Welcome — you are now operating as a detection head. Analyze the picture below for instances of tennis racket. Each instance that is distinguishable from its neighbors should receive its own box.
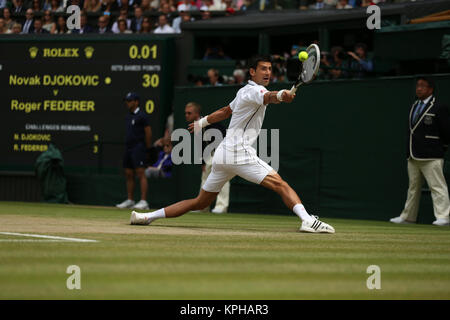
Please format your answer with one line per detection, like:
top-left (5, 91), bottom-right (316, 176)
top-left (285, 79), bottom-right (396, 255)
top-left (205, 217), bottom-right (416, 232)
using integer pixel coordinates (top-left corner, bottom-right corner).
top-left (289, 44), bottom-right (321, 95)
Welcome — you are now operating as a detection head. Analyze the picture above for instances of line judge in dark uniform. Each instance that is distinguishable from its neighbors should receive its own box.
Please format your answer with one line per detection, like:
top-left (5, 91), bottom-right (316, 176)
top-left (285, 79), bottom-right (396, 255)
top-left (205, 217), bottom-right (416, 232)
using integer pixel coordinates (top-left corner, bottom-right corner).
top-left (391, 77), bottom-right (450, 226)
top-left (116, 92), bottom-right (152, 210)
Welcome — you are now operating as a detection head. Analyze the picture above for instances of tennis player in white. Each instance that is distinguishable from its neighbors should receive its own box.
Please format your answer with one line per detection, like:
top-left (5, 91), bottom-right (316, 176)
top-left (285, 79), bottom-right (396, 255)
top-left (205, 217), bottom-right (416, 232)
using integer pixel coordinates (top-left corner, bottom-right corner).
top-left (131, 55), bottom-right (335, 233)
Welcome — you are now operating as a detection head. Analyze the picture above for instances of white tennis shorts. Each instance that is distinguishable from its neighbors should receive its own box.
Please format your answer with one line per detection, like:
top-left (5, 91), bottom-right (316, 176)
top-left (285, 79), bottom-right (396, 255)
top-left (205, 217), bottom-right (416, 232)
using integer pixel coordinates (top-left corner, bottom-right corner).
top-left (202, 147), bottom-right (275, 193)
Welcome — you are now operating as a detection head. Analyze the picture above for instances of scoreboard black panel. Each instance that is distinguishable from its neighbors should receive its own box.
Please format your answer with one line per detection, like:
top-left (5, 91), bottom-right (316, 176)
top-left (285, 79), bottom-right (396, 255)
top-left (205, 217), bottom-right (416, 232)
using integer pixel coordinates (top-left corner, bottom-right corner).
top-left (0, 35), bottom-right (175, 171)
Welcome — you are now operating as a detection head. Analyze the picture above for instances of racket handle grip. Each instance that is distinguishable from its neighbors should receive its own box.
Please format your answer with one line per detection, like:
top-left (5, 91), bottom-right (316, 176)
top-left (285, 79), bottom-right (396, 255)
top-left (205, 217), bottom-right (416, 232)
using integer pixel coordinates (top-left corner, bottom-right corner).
top-left (289, 85), bottom-right (297, 95)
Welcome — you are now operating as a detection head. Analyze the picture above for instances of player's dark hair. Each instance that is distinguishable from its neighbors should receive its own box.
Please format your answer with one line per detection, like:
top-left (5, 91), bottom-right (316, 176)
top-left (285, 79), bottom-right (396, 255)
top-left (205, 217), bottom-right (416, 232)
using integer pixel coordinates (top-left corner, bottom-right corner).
top-left (416, 76), bottom-right (435, 90)
top-left (248, 55), bottom-right (272, 71)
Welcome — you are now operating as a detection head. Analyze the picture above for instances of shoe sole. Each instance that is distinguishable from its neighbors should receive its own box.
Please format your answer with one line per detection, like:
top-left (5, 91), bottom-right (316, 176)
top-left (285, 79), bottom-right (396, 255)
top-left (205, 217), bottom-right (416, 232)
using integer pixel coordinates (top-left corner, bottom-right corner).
top-left (130, 211), bottom-right (136, 225)
top-left (299, 226), bottom-right (335, 234)
top-left (390, 220), bottom-right (415, 224)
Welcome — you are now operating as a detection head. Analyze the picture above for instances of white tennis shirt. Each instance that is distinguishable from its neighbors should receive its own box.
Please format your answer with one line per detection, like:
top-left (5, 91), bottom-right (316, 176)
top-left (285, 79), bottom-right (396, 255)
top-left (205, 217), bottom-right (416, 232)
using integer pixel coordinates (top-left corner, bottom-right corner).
top-left (217, 80), bottom-right (269, 164)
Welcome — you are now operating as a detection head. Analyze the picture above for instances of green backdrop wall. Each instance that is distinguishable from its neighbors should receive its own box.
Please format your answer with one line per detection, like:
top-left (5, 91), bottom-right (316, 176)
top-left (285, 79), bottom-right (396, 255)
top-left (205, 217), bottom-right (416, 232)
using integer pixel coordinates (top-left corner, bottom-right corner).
top-left (8, 75), bottom-right (448, 224)
top-left (171, 74), bottom-right (450, 223)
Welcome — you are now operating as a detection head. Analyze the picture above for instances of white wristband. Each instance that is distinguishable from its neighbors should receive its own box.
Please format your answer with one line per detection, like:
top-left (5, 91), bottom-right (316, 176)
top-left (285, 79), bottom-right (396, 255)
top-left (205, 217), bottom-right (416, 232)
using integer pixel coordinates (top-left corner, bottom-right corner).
top-left (198, 116), bottom-right (210, 128)
top-left (276, 90), bottom-right (286, 102)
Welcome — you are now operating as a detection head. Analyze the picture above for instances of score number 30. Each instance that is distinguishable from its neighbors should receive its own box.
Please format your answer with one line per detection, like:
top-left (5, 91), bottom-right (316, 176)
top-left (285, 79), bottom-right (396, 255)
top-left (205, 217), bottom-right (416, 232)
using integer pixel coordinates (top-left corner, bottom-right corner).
top-left (142, 74), bottom-right (159, 88)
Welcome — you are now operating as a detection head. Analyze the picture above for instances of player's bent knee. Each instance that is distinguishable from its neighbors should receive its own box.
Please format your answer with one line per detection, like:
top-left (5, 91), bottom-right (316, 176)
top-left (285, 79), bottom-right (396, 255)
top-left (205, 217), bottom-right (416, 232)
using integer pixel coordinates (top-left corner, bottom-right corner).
top-left (272, 178), bottom-right (288, 192)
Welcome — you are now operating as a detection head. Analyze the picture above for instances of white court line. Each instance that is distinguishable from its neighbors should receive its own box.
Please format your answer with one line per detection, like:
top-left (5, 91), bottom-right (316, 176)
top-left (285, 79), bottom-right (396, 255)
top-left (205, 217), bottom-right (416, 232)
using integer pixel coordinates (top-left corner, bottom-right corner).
top-left (0, 232), bottom-right (98, 243)
top-left (0, 239), bottom-right (61, 242)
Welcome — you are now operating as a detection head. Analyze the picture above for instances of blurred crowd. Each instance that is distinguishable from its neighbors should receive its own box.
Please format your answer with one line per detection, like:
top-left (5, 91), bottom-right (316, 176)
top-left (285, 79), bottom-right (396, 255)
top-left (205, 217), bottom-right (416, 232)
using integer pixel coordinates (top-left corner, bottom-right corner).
top-left (0, 0), bottom-right (420, 34)
top-left (189, 41), bottom-right (374, 86)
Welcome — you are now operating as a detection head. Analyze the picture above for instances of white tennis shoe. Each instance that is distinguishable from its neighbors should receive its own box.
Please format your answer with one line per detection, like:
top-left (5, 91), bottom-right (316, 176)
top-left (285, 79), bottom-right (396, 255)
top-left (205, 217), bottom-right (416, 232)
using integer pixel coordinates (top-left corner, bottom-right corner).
top-left (116, 199), bottom-right (135, 209)
top-left (130, 211), bottom-right (151, 225)
top-left (389, 216), bottom-right (415, 224)
top-left (133, 200), bottom-right (149, 210)
top-left (432, 219), bottom-right (449, 226)
top-left (300, 216), bottom-right (335, 233)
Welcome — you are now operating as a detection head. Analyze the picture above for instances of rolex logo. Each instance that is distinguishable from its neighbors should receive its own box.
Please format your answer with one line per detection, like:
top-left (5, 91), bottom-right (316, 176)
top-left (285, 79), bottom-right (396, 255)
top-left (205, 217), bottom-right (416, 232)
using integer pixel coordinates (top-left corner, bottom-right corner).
top-left (84, 46), bottom-right (94, 59)
top-left (29, 47), bottom-right (39, 59)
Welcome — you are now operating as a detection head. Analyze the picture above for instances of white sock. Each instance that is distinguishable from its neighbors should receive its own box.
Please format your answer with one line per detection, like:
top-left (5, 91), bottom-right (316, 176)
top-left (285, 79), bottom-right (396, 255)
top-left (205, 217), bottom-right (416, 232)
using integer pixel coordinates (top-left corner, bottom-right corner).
top-left (143, 208), bottom-right (166, 221)
top-left (293, 204), bottom-right (313, 222)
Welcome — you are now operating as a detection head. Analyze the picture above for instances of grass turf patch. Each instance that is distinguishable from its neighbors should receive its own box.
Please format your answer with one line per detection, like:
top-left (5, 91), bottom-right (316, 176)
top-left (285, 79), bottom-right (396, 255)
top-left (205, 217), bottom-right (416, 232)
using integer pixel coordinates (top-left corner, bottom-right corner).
top-left (0, 201), bottom-right (449, 299)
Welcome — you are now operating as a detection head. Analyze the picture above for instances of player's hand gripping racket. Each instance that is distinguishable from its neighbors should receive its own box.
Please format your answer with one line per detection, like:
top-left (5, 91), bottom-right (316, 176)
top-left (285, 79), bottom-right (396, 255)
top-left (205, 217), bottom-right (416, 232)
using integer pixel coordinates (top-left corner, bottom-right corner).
top-left (289, 44), bottom-right (321, 95)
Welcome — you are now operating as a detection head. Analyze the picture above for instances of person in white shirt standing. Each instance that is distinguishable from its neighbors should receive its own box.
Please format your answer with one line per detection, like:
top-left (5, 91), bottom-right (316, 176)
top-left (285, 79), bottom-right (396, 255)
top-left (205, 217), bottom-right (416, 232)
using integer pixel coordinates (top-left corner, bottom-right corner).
top-left (153, 14), bottom-right (175, 34)
top-left (130, 55), bottom-right (335, 233)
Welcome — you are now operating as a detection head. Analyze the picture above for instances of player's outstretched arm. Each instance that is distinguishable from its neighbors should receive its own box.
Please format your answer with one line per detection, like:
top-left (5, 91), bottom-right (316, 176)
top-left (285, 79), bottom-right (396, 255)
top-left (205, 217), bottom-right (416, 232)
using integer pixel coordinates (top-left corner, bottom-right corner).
top-left (188, 105), bottom-right (232, 133)
top-left (263, 90), bottom-right (295, 105)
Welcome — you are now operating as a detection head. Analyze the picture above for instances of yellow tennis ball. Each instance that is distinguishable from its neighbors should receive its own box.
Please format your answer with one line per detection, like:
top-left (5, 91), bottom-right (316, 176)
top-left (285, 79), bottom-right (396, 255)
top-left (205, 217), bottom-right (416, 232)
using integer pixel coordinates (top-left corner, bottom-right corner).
top-left (298, 51), bottom-right (308, 62)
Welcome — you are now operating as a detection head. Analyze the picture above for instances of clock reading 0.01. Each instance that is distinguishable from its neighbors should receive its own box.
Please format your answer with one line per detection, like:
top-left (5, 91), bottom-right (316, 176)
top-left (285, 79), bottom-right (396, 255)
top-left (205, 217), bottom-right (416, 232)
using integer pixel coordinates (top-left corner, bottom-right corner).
top-left (129, 45), bottom-right (157, 60)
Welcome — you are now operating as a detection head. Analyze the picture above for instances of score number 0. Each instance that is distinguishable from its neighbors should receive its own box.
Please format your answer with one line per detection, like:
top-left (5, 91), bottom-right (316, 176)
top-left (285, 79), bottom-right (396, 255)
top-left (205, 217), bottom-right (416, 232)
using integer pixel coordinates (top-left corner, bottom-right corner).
top-left (145, 100), bottom-right (155, 114)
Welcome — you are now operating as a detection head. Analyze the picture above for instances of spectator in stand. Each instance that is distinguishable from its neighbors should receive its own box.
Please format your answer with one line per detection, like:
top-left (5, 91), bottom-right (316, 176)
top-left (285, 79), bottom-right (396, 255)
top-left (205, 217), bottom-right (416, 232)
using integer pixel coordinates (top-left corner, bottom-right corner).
top-left (117, 0), bottom-right (131, 11)
top-left (347, 42), bottom-right (373, 78)
top-left (140, 16), bottom-right (152, 33)
top-left (11, 0), bottom-right (26, 13)
top-left (309, 0), bottom-right (332, 9)
top-left (0, 0), bottom-right (6, 8)
top-left (235, 0), bottom-right (245, 10)
top-left (72, 11), bottom-right (94, 33)
top-left (112, 8), bottom-right (131, 33)
top-left (168, 0), bottom-right (178, 11)
top-left (42, 10), bottom-right (56, 33)
top-left (199, 0), bottom-right (213, 10)
top-left (11, 22), bottom-right (22, 33)
top-left (42, 0), bottom-right (51, 10)
top-left (33, 18), bottom-right (50, 33)
top-left (96, 14), bottom-right (113, 33)
top-left (201, 8), bottom-right (211, 19)
top-left (153, 13), bottom-right (175, 33)
top-left (239, 0), bottom-right (253, 10)
top-left (158, 1), bottom-right (176, 23)
top-left (203, 45), bottom-right (230, 60)
top-left (31, 0), bottom-right (42, 11)
top-left (159, 0), bottom-right (176, 12)
top-left (147, 0), bottom-right (158, 11)
top-left (52, 15), bottom-right (70, 33)
top-left (117, 17), bottom-right (132, 33)
top-left (194, 76), bottom-right (205, 86)
top-left (0, 18), bottom-right (7, 34)
top-left (323, 0), bottom-right (338, 6)
top-left (224, 0), bottom-right (237, 10)
top-left (233, 69), bottom-right (246, 85)
top-left (84, 0), bottom-right (102, 12)
top-left (210, 0), bottom-right (225, 10)
top-left (336, 0), bottom-right (352, 9)
top-left (361, 0), bottom-right (375, 6)
top-left (172, 9), bottom-right (193, 33)
top-left (207, 68), bottom-right (222, 86)
top-left (145, 138), bottom-right (173, 179)
top-left (22, 8), bottom-right (35, 33)
top-left (322, 46), bottom-right (349, 80)
top-left (50, 0), bottom-right (65, 12)
top-left (177, 0), bottom-right (195, 11)
top-left (130, 6), bottom-right (143, 32)
top-left (2, 8), bottom-right (15, 31)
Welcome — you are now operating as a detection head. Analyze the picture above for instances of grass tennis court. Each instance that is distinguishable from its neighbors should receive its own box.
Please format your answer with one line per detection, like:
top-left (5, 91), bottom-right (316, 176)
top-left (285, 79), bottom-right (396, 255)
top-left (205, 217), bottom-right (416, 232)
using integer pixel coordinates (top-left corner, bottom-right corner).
top-left (0, 201), bottom-right (449, 299)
